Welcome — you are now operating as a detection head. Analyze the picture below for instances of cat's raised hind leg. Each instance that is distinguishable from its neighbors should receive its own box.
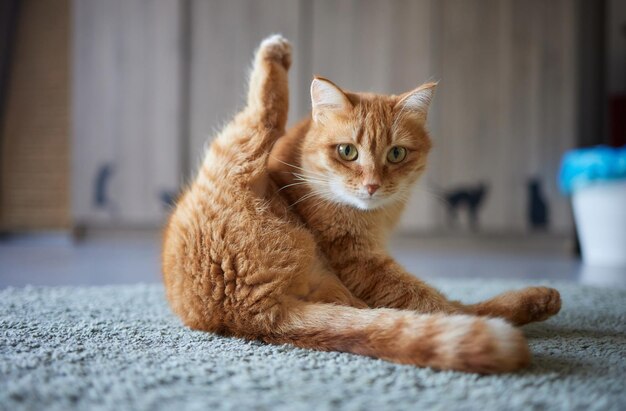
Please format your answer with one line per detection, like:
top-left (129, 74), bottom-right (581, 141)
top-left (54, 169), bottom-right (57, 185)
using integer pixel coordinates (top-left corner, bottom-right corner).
top-left (215, 34), bottom-right (292, 194)
top-left (246, 34), bottom-right (291, 132)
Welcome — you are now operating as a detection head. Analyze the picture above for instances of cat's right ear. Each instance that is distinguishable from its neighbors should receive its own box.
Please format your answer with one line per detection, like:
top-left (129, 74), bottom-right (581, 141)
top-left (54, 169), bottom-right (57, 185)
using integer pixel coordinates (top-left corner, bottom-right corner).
top-left (311, 77), bottom-right (352, 123)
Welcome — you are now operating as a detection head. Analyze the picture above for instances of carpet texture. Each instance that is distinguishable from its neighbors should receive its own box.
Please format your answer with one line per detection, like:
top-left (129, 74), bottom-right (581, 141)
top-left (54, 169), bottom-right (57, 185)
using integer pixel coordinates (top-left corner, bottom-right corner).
top-left (1, 280), bottom-right (625, 411)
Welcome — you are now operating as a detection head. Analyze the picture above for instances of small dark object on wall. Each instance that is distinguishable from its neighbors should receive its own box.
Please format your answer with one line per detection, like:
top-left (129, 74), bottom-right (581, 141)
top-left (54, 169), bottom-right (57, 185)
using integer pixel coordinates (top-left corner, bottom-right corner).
top-left (160, 190), bottom-right (178, 208)
top-left (94, 163), bottom-right (114, 208)
top-left (445, 183), bottom-right (488, 231)
top-left (528, 178), bottom-right (549, 230)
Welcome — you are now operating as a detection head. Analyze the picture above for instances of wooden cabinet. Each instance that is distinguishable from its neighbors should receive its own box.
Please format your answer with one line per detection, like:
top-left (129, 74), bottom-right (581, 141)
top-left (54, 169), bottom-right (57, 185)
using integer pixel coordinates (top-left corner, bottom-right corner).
top-left (72, 0), bottom-right (578, 233)
top-left (431, 0), bottom-right (577, 232)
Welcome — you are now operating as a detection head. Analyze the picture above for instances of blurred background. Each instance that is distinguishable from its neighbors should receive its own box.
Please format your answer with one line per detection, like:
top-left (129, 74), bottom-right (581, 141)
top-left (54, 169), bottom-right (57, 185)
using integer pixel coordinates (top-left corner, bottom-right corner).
top-left (1, 0), bottom-right (625, 288)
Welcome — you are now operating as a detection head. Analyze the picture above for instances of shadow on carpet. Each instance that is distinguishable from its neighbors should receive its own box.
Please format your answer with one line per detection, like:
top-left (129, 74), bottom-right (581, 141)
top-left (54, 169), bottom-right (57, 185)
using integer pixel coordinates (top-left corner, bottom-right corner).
top-left (1, 280), bottom-right (625, 411)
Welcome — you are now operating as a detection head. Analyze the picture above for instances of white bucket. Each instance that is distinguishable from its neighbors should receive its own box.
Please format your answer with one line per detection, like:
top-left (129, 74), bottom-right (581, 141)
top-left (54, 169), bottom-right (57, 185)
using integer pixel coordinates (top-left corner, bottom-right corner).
top-left (572, 180), bottom-right (626, 266)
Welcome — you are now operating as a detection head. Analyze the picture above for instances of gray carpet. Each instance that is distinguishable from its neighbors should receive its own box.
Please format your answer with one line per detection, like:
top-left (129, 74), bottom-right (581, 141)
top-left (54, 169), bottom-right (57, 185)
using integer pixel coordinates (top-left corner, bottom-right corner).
top-left (1, 280), bottom-right (625, 411)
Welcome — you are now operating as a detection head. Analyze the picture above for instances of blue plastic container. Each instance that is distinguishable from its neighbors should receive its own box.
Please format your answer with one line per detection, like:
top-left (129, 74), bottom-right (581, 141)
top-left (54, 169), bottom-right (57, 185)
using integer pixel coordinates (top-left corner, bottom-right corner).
top-left (559, 146), bottom-right (626, 266)
top-left (559, 146), bottom-right (626, 194)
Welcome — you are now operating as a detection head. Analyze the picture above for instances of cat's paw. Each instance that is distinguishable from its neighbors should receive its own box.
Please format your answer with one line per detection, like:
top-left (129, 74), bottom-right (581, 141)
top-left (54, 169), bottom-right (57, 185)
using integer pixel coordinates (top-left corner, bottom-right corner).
top-left (516, 286), bottom-right (561, 324)
top-left (487, 286), bottom-right (561, 326)
top-left (441, 316), bottom-right (531, 374)
top-left (258, 34), bottom-right (292, 70)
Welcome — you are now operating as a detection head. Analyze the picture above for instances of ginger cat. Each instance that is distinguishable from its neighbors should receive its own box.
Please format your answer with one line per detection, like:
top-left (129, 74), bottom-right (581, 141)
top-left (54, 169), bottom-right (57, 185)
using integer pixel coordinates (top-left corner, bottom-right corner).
top-left (162, 35), bottom-right (561, 374)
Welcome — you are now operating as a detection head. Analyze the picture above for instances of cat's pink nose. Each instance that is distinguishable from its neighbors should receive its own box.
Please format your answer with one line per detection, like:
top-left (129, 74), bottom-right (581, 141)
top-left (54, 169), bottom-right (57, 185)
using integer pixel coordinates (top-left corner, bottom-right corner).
top-left (365, 184), bottom-right (380, 195)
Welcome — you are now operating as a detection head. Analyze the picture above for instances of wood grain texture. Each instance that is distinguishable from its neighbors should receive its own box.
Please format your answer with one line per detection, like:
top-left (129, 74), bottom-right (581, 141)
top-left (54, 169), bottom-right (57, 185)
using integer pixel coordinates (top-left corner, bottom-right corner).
top-left (431, 0), bottom-right (577, 232)
top-left (0, 0), bottom-right (70, 230)
top-left (72, 0), bottom-right (183, 226)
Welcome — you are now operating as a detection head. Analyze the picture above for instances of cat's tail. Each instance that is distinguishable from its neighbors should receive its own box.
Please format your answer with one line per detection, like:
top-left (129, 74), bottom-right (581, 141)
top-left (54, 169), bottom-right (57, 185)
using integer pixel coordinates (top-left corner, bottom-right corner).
top-left (269, 302), bottom-right (530, 374)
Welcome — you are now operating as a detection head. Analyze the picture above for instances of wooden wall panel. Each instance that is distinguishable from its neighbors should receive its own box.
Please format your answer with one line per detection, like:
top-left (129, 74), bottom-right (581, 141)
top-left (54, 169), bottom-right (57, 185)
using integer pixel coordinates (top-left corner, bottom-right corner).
top-left (537, 0), bottom-right (577, 232)
top-left (433, 0), bottom-right (506, 230)
top-left (432, 0), bottom-right (577, 232)
top-left (73, 0), bottom-right (183, 226)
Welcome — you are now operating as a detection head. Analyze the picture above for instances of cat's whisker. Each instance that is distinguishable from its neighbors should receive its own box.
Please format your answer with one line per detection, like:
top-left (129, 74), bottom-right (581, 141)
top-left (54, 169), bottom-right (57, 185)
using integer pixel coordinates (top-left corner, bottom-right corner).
top-left (292, 175), bottom-right (322, 183)
top-left (289, 191), bottom-right (319, 209)
top-left (306, 194), bottom-right (337, 216)
top-left (270, 156), bottom-right (328, 179)
top-left (304, 187), bottom-right (333, 210)
top-left (291, 172), bottom-right (329, 184)
top-left (277, 181), bottom-right (311, 192)
top-left (293, 178), bottom-right (327, 187)
top-left (291, 176), bottom-right (331, 190)
top-left (289, 196), bottom-right (315, 209)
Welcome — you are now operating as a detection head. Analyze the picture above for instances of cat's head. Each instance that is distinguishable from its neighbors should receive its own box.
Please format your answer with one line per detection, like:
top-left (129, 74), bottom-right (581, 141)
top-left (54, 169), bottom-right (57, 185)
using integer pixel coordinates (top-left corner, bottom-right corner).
top-left (300, 77), bottom-right (435, 211)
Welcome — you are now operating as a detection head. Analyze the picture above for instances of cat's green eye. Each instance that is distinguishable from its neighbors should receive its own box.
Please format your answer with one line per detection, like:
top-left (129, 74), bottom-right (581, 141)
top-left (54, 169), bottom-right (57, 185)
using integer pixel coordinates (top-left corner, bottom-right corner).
top-left (337, 143), bottom-right (358, 161)
top-left (387, 146), bottom-right (407, 163)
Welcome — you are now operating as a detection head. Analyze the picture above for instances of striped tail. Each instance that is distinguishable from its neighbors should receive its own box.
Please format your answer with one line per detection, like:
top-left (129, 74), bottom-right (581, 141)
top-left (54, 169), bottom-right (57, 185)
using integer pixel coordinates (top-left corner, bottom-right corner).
top-left (269, 302), bottom-right (530, 374)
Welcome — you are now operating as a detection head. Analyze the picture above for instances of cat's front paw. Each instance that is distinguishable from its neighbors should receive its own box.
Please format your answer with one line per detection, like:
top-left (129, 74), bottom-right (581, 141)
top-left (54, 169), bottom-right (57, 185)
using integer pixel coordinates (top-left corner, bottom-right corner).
top-left (520, 286), bottom-right (561, 323)
top-left (503, 286), bottom-right (561, 326)
top-left (258, 34), bottom-right (292, 70)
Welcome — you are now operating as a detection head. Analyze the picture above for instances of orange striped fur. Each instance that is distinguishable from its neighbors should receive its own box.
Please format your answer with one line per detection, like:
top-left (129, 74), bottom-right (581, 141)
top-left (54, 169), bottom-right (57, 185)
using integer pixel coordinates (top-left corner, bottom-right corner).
top-left (162, 35), bottom-right (560, 374)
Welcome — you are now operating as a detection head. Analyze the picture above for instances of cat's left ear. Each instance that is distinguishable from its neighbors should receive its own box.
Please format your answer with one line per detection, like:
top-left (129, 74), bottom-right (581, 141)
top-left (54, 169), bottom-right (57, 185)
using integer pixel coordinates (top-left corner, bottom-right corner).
top-left (394, 82), bottom-right (437, 122)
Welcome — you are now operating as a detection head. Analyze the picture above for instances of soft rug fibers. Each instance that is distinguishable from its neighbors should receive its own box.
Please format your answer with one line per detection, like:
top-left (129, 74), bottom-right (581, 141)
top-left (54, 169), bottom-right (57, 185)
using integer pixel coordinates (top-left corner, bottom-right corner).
top-left (1, 280), bottom-right (625, 411)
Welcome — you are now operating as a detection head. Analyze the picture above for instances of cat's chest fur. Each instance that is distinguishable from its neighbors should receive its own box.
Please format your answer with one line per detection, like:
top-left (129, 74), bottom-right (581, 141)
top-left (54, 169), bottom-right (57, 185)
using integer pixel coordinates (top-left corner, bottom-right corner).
top-left (269, 168), bottom-right (394, 256)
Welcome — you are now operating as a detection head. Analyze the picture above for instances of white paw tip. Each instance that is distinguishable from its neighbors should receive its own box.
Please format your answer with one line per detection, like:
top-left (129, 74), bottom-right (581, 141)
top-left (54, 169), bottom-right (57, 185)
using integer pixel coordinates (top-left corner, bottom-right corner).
top-left (262, 34), bottom-right (289, 45)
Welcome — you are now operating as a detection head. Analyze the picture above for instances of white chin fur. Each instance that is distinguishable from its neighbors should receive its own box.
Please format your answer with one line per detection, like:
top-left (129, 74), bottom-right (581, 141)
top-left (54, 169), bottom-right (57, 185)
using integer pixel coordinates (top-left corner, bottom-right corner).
top-left (328, 181), bottom-right (390, 210)
top-left (350, 197), bottom-right (388, 210)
